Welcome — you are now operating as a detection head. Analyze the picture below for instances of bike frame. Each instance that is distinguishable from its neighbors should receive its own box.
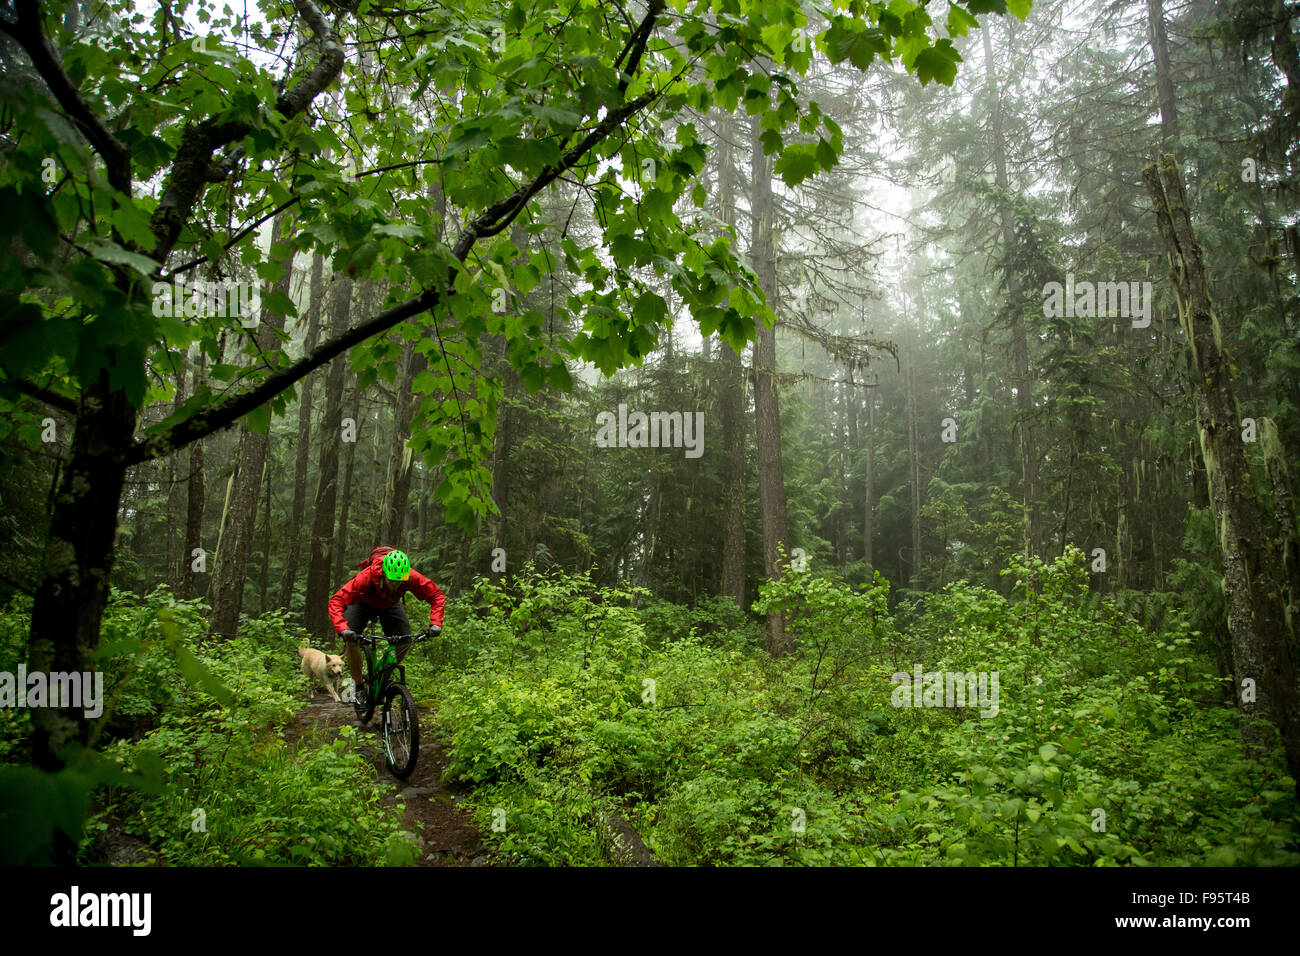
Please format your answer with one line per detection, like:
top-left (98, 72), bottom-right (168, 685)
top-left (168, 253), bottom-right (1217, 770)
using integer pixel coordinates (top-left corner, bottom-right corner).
top-left (356, 633), bottom-right (414, 701)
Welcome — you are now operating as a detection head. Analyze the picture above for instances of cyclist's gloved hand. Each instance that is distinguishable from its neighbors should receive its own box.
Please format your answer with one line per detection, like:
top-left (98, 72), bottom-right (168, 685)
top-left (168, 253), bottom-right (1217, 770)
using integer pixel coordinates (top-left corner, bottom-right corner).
top-left (427, 625), bottom-right (442, 638)
top-left (341, 629), bottom-right (357, 643)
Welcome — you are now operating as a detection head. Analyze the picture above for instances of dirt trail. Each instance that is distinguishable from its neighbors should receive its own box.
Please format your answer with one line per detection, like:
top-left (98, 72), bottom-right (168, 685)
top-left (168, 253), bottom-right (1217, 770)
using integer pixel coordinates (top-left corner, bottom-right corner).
top-left (284, 694), bottom-right (487, 866)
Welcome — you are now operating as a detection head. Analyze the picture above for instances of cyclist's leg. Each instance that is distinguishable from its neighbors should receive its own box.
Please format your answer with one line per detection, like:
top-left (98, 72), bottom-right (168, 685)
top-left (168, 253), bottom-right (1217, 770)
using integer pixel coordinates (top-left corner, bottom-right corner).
top-left (378, 602), bottom-right (415, 663)
top-left (342, 604), bottom-right (376, 685)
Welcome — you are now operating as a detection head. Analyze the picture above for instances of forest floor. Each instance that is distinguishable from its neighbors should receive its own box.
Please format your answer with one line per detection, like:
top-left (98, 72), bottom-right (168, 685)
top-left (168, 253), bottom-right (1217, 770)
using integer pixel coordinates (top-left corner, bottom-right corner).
top-left (284, 693), bottom-right (487, 866)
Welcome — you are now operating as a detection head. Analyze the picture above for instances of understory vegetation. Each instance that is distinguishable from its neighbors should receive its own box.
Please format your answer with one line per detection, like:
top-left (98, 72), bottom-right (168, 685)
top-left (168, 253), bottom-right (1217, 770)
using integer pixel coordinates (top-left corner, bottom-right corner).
top-left (4, 550), bottom-right (1292, 866)
top-left (0, 591), bottom-right (417, 866)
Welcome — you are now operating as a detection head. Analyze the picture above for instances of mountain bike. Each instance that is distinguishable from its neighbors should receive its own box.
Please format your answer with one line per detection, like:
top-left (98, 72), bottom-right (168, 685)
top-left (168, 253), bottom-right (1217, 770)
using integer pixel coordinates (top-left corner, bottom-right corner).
top-left (344, 630), bottom-right (428, 779)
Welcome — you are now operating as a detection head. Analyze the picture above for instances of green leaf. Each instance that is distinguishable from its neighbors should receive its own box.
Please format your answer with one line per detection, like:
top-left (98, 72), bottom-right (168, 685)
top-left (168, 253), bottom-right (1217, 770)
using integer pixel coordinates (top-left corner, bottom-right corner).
top-left (292, 131), bottom-right (322, 154)
top-left (913, 40), bottom-right (961, 86)
top-left (243, 402), bottom-right (271, 436)
top-left (946, 5), bottom-right (981, 36)
top-left (349, 241), bottom-right (381, 271)
top-left (208, 363), bottom-right (239, 382)
top-left (546, 361), bottom-right (572, 391)
top-left (505, 2), bottom-right (527, 32)
top-left (528, 103), bottom-right (583, 131)
top-left (633, 292), bottom-right (668, 327)
top-left (823, 22), bottom-right (889, 71)
top-left (408, 251), bottom-right (441, 286)
top-left (374, 223), bottom-right (424, 240)
top-left (262, 289), bottom-right (298, 320)
top-left (816, 137), bottom-right (837, 170)
top-left (256, 259), bottom-right (286, 284)
top-left (109, 201), bottom-right (158, 252)
top-left (86, 240), bottom-right (160, 279)
top-left (774, 143), bottom-right (819, 187)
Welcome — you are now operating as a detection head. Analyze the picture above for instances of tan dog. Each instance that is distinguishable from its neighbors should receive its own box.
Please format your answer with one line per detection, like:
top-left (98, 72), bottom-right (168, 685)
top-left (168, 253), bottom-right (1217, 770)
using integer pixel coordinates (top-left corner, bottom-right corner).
top-left (298, 646), bottom-right (345, 702)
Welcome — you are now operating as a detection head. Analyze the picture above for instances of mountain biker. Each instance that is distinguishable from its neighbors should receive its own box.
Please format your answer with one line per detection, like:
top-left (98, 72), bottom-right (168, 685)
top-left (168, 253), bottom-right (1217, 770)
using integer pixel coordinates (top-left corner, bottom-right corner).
top-left (328, 546), bottom-right (445, 713)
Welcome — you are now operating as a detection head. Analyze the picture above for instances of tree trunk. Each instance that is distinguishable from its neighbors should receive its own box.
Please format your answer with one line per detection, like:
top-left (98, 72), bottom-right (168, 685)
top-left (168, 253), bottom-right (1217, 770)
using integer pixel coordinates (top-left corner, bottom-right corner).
top-left (417, 475), bottom-right (429, 546)
top-left (864, 385), bottom-right (875, 573)
top-left (165, 450), bottom-right (179, 588)
top-left (983, 25), bottom-right (1037, 559)
top-left (1144, 155), bottom-right (1300, 796)
top-left (488, 338), bottom-right (513, 567)
top-left (279, 251), bottom-right (325, 612)
top-left (28, 373), bottom-right (137, 782)
top-left (906, 328), bottom-right (922, 585)
top-left (181, 353), bottom-right (207, 600)
top-left (384, 179), bottom-right (445, 545)
top-left (335, 382), bottom-right (363, 584)
top-left (640, 468), bottom-right (662, 588)
top-left (453, 530), bottom-right (471, 594)
top-left (385, 342), bottom-right (427, 543)
top-left (719, 339), bottom-right (748, 608)
top-left (304, 278), bottom-right (353, 638)
top-left (258, 455), bottom-right (273, 614)
top-left (207, 213), bottom-right (293, 638)
top-left (130, 465), bottom-right (148, 578)
top-left (716, 111), bottom-right (747, 609)
top-left (1116, 456), bottom-right (1130, 591)
top-left (749, 113), bottom-right (791, 656)
top-left (1146, 0), bottom-right (1179, 142)
top-left (1260, 418), bottom-right (1300, 644)
top-left (165, 352), bottom-right (188, 591)
top-left (837, 374), bottom-right (848, 566)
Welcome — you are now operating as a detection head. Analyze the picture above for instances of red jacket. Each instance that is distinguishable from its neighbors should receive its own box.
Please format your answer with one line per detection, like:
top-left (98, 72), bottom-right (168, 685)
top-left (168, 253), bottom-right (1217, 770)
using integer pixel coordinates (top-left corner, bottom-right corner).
top-left (328, 549), bottom-right (445, 633)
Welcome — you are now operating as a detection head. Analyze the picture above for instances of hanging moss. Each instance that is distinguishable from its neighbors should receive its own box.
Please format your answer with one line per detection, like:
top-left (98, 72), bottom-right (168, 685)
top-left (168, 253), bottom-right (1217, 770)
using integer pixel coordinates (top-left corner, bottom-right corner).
top-left (1210, 309), bottom-right (1226, 353)
top-left (1260, 417), bottom-right (1286, 473)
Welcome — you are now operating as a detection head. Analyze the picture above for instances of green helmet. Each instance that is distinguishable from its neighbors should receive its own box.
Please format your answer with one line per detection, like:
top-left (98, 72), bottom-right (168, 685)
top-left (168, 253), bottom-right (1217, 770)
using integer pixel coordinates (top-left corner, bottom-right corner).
top-left (381, 549), bottom-right (411, 581)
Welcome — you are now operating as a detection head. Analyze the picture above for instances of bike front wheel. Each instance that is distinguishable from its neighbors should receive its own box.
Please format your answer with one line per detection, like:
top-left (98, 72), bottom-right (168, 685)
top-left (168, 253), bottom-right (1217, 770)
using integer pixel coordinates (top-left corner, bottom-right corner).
top-left (381, 683), bottom-right (420, 779)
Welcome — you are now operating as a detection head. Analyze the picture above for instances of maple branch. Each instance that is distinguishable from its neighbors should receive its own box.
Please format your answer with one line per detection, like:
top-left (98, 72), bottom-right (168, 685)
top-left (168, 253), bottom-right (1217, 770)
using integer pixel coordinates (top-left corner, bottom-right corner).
top-left (126, 7), bottom-right (666, 465)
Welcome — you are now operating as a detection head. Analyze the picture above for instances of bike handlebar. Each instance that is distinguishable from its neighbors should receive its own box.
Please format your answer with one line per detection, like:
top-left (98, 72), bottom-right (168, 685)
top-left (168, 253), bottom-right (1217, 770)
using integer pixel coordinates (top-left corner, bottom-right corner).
top-left (349, 631), bottom-right (430, 645)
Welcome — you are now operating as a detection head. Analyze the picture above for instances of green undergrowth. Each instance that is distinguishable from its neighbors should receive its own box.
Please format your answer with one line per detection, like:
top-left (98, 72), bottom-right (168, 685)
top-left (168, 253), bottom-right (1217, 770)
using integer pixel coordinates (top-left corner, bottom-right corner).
top-left (0, 587), bottom-right (416, 866)
top-left (3, 547), bottom-right (1295, 866)
top-left (413, 551), bottom-right (1297, 865)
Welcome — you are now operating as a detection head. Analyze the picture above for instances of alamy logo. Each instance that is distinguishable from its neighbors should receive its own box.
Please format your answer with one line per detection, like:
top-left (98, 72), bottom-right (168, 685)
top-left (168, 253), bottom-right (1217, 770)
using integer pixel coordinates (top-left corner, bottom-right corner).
top-left (595, 404), bottom-right (704, 458)
top-left (891, 665), bottom-right (999, 717)
top-left (1042, 273), bottom-right (1151, 328)
top-left (0, 666), bottom-right (103, 718)
top-left (50, 886), bottom-right (151, 936)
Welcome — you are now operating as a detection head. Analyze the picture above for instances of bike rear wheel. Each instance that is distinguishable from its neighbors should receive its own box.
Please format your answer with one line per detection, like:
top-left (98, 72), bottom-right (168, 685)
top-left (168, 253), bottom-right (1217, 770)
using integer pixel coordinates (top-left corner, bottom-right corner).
top-left (352, 662), bottom-right (375, 724)
top-left (382, 683), bottom-right (420, 779)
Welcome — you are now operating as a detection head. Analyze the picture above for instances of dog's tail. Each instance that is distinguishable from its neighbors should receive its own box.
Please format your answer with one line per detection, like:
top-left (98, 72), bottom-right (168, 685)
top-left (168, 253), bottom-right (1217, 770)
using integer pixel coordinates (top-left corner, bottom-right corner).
top-left (298, 637), bottom-right (311, 649)
top-left (297, 645), bottom-right (309, 657)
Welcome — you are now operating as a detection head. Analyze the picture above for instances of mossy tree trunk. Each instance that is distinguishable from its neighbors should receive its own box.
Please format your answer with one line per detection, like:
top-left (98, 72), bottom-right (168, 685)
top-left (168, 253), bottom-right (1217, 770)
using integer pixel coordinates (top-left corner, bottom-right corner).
top-left (1144, 155), bottom-right (1300, 795)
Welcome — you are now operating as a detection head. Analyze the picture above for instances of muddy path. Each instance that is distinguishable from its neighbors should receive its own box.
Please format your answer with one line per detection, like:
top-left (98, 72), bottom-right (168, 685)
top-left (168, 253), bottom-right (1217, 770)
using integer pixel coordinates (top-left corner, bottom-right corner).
top-left (284, 694), bottom-right (487, 866)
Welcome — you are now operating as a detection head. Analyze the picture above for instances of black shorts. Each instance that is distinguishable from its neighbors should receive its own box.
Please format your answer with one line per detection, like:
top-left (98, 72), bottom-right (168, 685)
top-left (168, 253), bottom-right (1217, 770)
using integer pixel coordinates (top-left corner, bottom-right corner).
top-left (343, 602), bottom-right (413, 640)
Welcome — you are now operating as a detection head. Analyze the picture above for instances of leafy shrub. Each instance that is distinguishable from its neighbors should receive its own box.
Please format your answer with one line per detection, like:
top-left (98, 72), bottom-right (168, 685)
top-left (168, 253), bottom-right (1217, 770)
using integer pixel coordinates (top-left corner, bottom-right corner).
top-left (427, 555), bottom-right (1297, 867)
top-left (1, 588), bottom-right (415, 866)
